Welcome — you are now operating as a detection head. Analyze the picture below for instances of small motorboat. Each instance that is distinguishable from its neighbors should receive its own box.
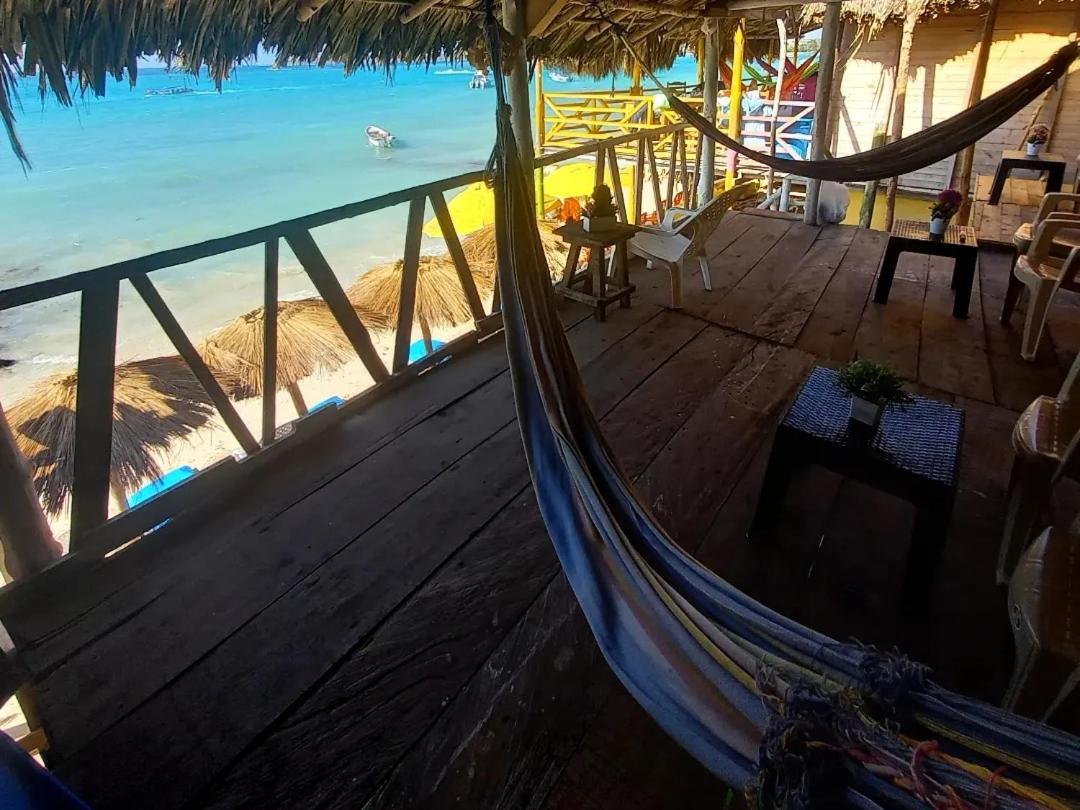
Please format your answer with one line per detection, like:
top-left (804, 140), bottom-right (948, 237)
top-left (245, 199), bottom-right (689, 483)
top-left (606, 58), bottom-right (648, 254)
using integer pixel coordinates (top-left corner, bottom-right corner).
top-left (366, 125), bottom-right (396, 148)
top-left (145, 86), bottom-right (194, 96)
top-left (548, 71), bottom-right (573, 83)
top-left (468, 70), bottom-right (490, 89)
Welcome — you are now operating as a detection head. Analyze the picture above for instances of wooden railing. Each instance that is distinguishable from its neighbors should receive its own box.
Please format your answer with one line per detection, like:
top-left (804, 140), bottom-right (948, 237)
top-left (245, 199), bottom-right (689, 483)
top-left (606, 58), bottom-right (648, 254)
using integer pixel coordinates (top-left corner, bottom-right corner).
top-left (0, 124), bottom-right (694, 568)
top-left (540, 90), bottom-right (816, 171)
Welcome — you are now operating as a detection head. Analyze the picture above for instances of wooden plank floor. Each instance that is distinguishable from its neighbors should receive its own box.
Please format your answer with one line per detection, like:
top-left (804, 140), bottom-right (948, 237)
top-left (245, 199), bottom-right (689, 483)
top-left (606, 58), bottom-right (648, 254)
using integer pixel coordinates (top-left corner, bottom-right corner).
top-left (6, 210), bottom-right (1080, 809)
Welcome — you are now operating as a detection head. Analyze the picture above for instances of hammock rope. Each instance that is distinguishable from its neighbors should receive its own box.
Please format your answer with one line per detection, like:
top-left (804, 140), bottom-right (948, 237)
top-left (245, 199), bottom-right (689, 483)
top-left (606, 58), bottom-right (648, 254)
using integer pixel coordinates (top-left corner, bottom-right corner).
top-left (483, 2), bottom-right (1080, 806)
top-left (597, 5), bottom-right (1079, 183)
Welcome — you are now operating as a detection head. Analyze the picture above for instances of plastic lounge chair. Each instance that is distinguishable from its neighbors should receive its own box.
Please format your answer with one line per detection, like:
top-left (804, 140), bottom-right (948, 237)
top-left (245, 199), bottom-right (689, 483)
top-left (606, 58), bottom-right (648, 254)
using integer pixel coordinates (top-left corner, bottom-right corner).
top-left (1001, 215), bottom-right (1080, 361)
top-left (628, 181), bottom-right (756, 308)
top-left (999, 354), bottom-right (1080, 581)
top-left (1009, 192), bottom-right (1080, 259)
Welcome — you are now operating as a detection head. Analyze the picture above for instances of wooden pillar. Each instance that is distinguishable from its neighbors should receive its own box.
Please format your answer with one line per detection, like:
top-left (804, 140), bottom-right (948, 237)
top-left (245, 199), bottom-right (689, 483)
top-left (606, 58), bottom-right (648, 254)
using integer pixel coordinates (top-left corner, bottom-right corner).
top-left (858, 131), bottom-right (888, 227)
top-left (725, 20), bottom-right (745, 190)
top-left (535, 60), bottom-right (546, 215)
top-left (804, 1), bottom-right (841, 225)
top-left (696, 35), bottom-right (705, 87)
top-left (883, 3), bottom-right (920, 232)
top-left (504, 0), bottom-right (534, 177)
top-left (953, 0), bottom-right (1000, 224)
top-left (766, 18), bottom-right (787, 200)
top-left (0, 403), bottom-right (60, 580)
top-left (698, 21), bottom-right (719, 205)
top-left (631, 61), bottom-right (642, 96)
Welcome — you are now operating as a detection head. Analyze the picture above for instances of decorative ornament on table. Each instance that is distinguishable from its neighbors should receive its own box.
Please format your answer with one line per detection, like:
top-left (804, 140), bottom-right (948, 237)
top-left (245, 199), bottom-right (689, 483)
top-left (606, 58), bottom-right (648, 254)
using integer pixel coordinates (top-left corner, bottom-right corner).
top-left (582, 184), bottom-right (618, 232)
top-left (928, 188), bottom-right (963, 239)
top-left (1026, 123), bottom-right (1050, 157)
top-left (836, 359), bottom-right (914, 435)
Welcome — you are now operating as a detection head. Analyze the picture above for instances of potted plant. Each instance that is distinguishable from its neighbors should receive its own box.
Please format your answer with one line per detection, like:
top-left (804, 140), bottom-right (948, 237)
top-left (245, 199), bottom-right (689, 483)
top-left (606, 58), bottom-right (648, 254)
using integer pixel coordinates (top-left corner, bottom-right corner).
top-left (1026, 124), bottom-right (1050, 157)
top-left (836, 359), bottom-right (914, 431)
top-left (582, 184), bottom-right (618, 232)
top-left (928, 188), bottom-right (963, 238)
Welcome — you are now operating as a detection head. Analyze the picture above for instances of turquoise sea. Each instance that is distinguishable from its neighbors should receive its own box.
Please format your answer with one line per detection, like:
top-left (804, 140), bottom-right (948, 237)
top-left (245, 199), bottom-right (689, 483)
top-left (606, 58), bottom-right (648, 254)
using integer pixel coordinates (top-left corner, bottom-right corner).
top-left (0, 57), bottom-right (698, 397)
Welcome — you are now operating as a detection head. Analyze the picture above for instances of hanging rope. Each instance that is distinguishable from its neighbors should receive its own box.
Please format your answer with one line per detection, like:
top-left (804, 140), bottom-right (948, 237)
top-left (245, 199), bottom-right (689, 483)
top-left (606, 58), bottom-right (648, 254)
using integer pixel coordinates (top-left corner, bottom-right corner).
top-left (597, 4), bottom-right (1079, 183)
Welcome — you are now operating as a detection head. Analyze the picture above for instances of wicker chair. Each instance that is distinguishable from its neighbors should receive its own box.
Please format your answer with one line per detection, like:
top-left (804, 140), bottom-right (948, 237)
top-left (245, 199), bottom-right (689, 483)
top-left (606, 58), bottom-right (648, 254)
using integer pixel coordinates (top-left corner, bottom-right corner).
top-left (1002, 194), bottom-right (1080, 360)
top-left (999, 354), bottom-right (1080, 582)
top-left (628, 181), bottom-right (756, 308)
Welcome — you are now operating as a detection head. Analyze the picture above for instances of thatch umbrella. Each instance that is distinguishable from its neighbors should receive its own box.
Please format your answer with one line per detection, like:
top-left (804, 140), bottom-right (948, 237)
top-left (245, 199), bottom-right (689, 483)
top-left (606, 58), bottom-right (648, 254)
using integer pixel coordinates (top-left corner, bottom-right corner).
top-left (199, 298), bottom-right (388, 417)
top-left (460, 220), bottom-right (569, 286)
top-left (6, 356), bottom-right (215, 514)
top-left (347, 255), bottom-right (474, 354)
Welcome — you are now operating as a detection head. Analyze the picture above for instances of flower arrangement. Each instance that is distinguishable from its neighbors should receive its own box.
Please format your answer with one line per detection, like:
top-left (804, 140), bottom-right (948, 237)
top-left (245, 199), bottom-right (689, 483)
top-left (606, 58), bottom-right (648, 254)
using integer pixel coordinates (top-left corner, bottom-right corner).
top-left (582, 184), bottom-right (618, 231)
top-left (929, 188), bottom-right (963, 222)
top-left (1027, 124), bottom-right (1051, 146)
top-left (837, 359), bottom-right (913, 430)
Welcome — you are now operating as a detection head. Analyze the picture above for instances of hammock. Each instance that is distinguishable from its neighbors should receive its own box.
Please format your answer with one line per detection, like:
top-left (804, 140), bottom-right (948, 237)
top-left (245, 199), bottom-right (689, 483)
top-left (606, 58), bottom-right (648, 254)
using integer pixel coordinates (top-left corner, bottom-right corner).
top-left (611, 24), bottom-right (1079, 183)
top-left (483, 5), bottom-right (1080, 806)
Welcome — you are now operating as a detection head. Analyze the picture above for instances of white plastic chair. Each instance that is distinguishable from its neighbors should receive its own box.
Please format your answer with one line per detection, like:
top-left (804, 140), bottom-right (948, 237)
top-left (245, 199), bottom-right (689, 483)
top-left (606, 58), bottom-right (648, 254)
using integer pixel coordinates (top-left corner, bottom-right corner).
top-left (628, 181), bottom-right (756, 308)
top-left (1002, 216), bottom-right (1080, 361)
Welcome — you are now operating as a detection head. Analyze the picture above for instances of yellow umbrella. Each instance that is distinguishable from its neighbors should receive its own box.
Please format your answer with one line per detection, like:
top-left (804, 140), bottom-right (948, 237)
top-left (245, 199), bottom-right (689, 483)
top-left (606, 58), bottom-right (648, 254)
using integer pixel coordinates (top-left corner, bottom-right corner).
top-left (423, 182), bottom-right (559, 238)
top-left (544, 162), bottom-right (636, 212)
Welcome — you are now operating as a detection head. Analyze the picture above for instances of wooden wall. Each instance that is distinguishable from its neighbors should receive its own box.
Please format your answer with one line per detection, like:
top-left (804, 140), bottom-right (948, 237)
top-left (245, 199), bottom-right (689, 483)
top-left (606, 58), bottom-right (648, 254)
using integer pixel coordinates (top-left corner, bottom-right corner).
top-left (833, 0), bottom-right (1080, 194)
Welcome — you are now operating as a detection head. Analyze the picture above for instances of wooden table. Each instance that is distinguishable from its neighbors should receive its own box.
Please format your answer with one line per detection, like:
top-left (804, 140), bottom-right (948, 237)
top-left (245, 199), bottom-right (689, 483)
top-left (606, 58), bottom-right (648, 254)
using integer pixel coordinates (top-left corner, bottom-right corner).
top-left (553, 221), bottom-right (637, 321)
top-left (874, 219), bottom-right (979, 318)
top-left (988, 150), bottom-right (1067, 205)
top-left (748, 366), bottom-right (964, 608)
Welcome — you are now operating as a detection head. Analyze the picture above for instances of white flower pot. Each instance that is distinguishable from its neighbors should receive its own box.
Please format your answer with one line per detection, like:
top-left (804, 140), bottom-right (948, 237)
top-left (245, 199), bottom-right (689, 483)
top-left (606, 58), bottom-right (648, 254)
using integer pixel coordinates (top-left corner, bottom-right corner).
top-left (582, 215), bottom-right (617, 232)
top-left (929, 216), bottom-right (948, 236)
top-left (849, 396), bottom-right (882, 429)
top-left (1026, 142), bottom-right (1042, 157)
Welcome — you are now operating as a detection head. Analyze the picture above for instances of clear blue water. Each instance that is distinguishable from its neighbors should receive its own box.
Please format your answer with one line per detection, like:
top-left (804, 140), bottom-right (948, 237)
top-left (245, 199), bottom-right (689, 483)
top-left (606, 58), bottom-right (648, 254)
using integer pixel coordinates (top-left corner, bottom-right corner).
top-left (0, 57), bottom-right (698, 395)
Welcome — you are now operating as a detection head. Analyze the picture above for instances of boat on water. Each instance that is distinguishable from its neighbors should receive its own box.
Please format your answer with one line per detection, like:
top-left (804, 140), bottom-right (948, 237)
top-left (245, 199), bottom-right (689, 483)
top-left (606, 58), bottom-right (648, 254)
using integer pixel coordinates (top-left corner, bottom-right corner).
top-left (366, 125), bottom-right (396, 148)
top-left (548, 71), bottom-right (573, 83)
top-left (469, 70), bottom-right (490, 89)
top-left (145, 86), bottom-right (194, 96)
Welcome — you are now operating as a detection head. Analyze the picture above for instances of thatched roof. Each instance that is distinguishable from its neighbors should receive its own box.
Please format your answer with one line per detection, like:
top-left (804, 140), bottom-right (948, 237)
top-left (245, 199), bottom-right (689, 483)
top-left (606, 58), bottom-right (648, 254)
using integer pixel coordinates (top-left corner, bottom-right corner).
top-left (801, 0), bottom-right (982, 35)
top-left (347, 254), bottom-right (480, 330)
top-left (199, 297), bottom-right (382, 400)
top-left (6, 355), bottom-right (214, 514)
top-left (1, 0), bottom-right (788, 164)
top-left (460, 219), bottom-right (568, 283)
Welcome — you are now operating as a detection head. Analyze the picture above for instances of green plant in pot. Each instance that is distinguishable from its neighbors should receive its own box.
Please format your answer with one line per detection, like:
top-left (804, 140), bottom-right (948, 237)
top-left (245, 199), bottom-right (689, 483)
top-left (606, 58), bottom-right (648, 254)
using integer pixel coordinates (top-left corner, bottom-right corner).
top-left (583, 184), bottom-right (618, 232)
top-left (836, 359), bottom-right (914, 431)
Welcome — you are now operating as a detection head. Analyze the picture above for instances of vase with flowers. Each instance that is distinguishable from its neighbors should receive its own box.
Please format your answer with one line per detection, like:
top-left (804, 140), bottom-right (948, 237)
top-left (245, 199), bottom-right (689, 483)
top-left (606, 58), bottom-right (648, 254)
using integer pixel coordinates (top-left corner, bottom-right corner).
top-left (582, 184), bottom-right (618, 232)
top-left (1026, 124), bottom-right (1050, 157)
top-left (928, 188), bottom-right (963, 239)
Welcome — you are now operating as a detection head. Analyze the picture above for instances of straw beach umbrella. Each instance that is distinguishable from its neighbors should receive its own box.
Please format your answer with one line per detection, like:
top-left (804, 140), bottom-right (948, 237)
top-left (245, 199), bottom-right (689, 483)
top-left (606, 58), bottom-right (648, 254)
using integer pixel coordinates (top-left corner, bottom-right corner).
top-left (347, 256), bottom-right (476, 354)
top-left (460, 220), bottom-right (569, 285)
top-left (6, 356), bottom-right (215, 514)
top-left (199, 298), bottom-right (388, 417)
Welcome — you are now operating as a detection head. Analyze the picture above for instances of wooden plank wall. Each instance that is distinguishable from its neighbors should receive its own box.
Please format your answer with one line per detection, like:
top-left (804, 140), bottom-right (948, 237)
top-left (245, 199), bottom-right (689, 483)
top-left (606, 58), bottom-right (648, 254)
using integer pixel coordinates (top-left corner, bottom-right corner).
top-left (834, 0), bottom-right (1080, 193)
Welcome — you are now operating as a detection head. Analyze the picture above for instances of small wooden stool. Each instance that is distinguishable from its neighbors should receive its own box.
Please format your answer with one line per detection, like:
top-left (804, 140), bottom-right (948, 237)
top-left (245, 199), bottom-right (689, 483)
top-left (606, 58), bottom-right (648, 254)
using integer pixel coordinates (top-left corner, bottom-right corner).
top-left (553, 221), bottom-right (637, 321)
top-left (1005, 526), bottom-right (1080, 726)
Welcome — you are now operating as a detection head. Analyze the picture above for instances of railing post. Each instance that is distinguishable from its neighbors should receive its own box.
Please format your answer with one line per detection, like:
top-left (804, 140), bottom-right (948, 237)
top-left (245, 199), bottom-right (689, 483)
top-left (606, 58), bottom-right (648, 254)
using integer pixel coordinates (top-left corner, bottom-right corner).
top-left (634, 137), bottom-right (645, 225)
top-left (392, 197), bottom-right (426, 373)
top-left (645, 135), bottom-right (663, 221)
top-left (0, 402), bottom-right (60, 578)
top-left (608, 146), bottom-right (628, 224)
top-left (262, 239), bottom-right (279, 446)
top-left (430, 192), bottom-right (486, 322)
top-left (70, 280), bottom-right (120, 546)
top-left (593, 145), bottom-right (606, 190)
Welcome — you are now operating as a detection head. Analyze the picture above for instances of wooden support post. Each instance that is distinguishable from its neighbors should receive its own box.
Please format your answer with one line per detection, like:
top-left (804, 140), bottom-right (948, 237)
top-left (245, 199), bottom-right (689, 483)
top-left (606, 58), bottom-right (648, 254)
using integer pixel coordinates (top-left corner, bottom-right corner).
top-left (697, 35), bottom-right (705, 87)
top-left (0, 402), bottom-right (60, 579)
top-left (131, 274), bottom-right (261, 456)
top-left (594, 145), bottom-right (606, 190)
top-left (766, 18), bottom-right (788, 200)
top-left (698, 20), bottom-right (719, 205)
top-left (261, 239), bottom-right (278, 446)
top-left (634, 137), bottom-right (645, 224)
top-left (608, 146), bottom-right (629, 224)
top-left (804, 1), bottom-right (841, 225)
top-left (393, 197), bottom-right (427, 373)
top-left (666, 130), bottom-right (680, 208)
top-left (645, 136), bottom-right (664, 221)
top-left (858, 131), bottom-right (888, 228)
top-left (631, 61), bottom-right (643, 96)
top-left (953, 0), bottom-right (999, 224)
top-left (535, 61), bottom-right (546, 216)
top-left (725, 20), bottom-right (746, 190)
top-left (430, 191), bottom-right (486, 321)
top-left (884, 2), bottom-right (920, 232)
top-left (70, 281), bottom-right (119, 545)
top-left (504, 0), bottom-right (534, 180)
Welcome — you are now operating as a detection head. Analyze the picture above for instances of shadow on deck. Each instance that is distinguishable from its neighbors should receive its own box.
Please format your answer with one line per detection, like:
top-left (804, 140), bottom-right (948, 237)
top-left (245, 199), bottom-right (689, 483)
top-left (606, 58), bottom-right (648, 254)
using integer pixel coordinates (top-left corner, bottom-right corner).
top-left (5, 209), bottom-right (1080, 808)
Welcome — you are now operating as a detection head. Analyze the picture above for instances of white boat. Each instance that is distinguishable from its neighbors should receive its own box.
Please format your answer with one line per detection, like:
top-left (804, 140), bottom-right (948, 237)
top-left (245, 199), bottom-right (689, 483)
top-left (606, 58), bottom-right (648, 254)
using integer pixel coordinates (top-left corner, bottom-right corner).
top-left (549, 71), bottom-right (573, 83)
top-left (366, 125), bottom-right (396, 148)
top-left (469, 70), bottom-right (490, 89)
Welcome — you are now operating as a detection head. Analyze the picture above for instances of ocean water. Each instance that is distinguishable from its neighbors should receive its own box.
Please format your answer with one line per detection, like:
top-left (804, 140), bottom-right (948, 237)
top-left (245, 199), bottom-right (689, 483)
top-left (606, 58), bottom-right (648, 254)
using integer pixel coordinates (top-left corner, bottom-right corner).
top-left (0, 57), bottom-right (698, 397)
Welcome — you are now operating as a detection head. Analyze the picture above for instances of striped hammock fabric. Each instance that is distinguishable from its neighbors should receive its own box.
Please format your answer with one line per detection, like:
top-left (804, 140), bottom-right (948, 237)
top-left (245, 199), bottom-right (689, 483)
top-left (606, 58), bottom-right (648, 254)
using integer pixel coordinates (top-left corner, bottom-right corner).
top-left (483, 8), bottom-right (1080, 807)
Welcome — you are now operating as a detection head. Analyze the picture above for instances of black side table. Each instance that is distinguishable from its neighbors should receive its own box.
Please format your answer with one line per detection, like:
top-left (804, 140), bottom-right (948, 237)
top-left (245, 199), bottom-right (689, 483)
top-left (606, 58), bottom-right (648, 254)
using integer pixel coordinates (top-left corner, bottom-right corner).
top-left (748, 367), bottom-right (965, 606)
top-left (988, 150), bottom-right (1067, 205)
top-left (553, 221), bottom-right (637, 321)
top-left (874, 219), bottom-right (978, 318)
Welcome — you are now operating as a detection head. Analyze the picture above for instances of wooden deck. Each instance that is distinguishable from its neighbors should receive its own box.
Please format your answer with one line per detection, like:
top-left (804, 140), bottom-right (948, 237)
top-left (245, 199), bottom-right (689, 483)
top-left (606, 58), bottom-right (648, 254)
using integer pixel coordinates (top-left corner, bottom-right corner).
top-left (5, 209), bottom-right (1080, 809)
